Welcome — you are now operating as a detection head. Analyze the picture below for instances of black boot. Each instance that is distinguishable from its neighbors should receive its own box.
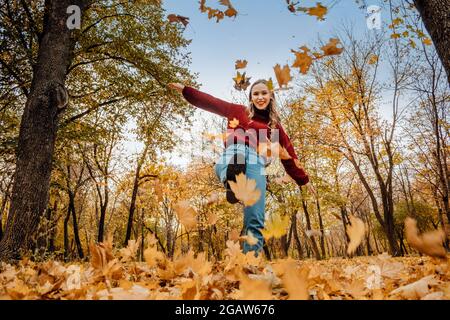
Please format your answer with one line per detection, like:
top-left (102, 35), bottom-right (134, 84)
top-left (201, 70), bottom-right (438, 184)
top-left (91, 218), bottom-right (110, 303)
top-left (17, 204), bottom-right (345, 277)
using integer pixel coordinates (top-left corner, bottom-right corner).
top-left (225, 153), bottom-right (246, 204)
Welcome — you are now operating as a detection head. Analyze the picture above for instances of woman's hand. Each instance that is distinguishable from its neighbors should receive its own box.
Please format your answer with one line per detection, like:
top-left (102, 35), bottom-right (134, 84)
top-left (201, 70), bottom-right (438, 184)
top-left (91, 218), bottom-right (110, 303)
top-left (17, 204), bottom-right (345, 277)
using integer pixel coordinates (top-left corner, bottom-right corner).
top-left (167, 82), bottom-right (185, 93)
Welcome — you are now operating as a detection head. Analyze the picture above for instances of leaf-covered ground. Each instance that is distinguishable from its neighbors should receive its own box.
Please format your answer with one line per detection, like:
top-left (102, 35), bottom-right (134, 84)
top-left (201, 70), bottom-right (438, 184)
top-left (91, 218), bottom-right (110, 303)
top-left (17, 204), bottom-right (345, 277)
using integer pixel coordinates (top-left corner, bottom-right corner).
top-left (0, 239), bottom-right (449, 300)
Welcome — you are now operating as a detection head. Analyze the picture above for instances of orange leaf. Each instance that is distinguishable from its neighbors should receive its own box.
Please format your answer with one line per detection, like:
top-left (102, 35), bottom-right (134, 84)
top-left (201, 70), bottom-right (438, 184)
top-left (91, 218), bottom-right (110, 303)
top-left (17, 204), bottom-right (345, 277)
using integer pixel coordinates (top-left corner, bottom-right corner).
top-left (228, 173), bottom-right (261, 207)
top-left (273, 64), bottom-right (292, 88)
top-left (346, 215), bottom-right (366, 255)
top-left (235, 59), bottom-right (248, 70)
top-left (298, 2), bottom-right (328, 21)
top-left (291, 46), bottom-right (313, 74)
top-left (174, 200), bottom-right (198, 231)
top-left (405, 217), bottom-right (446, 258)
top-left (321, 38), bottom-right (344, 56)
top-left (233, 71), bottom-right (251, 91)
top-left (167, 14), bottom-right (190, 27)
top-left (229, 118), bottom-right (239, 128)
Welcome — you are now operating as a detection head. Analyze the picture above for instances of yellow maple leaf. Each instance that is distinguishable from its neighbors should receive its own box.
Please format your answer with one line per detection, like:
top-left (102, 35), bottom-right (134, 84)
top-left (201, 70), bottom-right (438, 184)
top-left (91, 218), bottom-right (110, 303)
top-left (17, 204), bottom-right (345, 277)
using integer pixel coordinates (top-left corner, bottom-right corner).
top-left (174, 200), bottom-right (198, 231)
top-left (405, 217), bottom-right (446, 258)
top-left (228, 173), bottom-right (261, 207)
top-left (266, 78), bottom-right (274, 91)
top-left (291, 46), bottom-right (313, 74)
top-left (144, 246), bottom-right (165, 268)
top-left (273, 64), bottom-right (292, 88)
top-left (118, 238), bottom-right (140, 262)
top-left (346, 215), bottom-right (366, 255)
top-left (233, 71), bottom-right (251, 91)
top-left (261, 214), bottom-right (290, 240)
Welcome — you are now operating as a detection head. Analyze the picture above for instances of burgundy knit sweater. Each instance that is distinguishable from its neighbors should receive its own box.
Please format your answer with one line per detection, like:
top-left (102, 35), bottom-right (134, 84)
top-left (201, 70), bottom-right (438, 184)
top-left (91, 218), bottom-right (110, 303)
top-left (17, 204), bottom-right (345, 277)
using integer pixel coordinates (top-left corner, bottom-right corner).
top-left (182, 86), bottom-right (309, 186)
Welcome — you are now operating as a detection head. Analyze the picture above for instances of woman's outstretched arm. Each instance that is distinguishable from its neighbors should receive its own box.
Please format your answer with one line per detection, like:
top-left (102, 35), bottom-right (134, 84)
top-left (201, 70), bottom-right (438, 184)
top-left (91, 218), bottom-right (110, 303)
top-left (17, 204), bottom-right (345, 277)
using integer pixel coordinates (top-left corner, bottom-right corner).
top-left (168, 82), bottom-right (245, 119)
top-left (277, 124), bottom-right (310, 187)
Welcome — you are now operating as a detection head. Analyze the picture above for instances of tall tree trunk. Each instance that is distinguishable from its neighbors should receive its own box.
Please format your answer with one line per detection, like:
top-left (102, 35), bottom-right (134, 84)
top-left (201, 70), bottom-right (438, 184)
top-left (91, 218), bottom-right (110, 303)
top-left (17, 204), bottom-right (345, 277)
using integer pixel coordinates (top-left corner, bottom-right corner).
top-left (292, 210), bottom-right (303, 259)
top-left (124, 144), bottom-right (149, 245)
top-left (0, 0), bottom-right (89, 261)
top-left (315, 198), bottom-right (326, 258)
top-left (414, 0), bottom-right (450, 84)
top-left (301, 197), bottom-right (321, 260)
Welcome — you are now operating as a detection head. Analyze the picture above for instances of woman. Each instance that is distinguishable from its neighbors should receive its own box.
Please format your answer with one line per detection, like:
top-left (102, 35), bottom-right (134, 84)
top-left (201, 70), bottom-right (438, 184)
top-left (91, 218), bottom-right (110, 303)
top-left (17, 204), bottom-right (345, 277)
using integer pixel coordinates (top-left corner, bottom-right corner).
top-left (168, 79), bottom-right (311, 254)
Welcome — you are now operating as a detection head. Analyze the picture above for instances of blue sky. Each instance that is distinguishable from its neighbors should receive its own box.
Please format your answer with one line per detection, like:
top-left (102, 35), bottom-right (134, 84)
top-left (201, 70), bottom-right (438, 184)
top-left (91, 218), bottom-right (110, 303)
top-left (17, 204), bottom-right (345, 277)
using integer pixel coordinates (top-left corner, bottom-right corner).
top-left (125, 1), bottom-right (394, 166)
top-left (162, 0), bottom-right (381, 99)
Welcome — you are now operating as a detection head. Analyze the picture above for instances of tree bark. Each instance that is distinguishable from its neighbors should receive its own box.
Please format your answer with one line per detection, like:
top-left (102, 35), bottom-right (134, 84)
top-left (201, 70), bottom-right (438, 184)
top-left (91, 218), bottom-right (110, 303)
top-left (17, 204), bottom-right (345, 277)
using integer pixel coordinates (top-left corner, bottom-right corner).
top-left (414, 0), bottom-right (450, 84)
top-left (0, 0), bottom-right (89, 261)
top-left (300, 197), bottom-right (321, 260)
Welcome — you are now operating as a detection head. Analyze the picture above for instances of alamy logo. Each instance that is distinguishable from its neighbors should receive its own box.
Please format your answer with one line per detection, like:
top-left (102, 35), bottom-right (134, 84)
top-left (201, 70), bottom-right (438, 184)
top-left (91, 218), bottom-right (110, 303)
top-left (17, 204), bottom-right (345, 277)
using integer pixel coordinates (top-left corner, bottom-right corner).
top-left (66, 5), bottom-right (81, 30)
top-left (366, 5), bottom-right (381, 30)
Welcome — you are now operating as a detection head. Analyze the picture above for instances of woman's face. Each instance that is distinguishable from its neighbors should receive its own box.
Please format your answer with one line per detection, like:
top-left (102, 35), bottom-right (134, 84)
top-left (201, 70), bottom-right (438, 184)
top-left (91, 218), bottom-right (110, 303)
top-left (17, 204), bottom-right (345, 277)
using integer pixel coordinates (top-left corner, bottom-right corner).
top-left (251, 83), bottom-right (271, 110)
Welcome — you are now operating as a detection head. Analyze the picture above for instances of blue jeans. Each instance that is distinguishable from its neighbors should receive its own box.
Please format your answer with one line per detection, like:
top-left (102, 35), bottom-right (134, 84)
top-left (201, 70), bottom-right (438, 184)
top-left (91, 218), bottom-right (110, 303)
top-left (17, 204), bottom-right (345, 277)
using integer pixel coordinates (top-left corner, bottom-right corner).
top-left (215, 144), bottom-right (266, 254)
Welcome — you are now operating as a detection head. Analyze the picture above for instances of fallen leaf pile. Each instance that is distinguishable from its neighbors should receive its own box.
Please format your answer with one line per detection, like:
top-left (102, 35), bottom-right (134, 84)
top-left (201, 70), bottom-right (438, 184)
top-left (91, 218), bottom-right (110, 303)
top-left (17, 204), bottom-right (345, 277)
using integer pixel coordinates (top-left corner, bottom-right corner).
top-left (1, 240), bottom-right (448, 300)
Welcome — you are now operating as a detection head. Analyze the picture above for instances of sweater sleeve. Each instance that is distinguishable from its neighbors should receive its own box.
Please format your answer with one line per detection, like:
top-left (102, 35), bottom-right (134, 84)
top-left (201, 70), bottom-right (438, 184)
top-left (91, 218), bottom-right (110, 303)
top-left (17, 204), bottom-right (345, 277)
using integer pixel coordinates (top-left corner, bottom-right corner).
top-left (182, 86), bottom-right (245, 119)
top-left (278, 125), bottom-right (309, 186)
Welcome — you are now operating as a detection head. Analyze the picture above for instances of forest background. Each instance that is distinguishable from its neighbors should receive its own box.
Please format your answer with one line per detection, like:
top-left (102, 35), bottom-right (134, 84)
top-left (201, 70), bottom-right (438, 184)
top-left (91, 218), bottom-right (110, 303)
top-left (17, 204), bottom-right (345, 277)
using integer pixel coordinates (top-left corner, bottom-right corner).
top-left (0, 0), bottom-right (448, 300)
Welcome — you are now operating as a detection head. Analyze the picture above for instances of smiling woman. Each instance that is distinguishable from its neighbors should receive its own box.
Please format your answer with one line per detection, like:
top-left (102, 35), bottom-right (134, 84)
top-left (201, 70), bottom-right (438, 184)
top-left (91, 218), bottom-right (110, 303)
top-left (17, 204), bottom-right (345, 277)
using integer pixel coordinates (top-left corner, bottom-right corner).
top-left (168, 80), bottom-right (310, 256)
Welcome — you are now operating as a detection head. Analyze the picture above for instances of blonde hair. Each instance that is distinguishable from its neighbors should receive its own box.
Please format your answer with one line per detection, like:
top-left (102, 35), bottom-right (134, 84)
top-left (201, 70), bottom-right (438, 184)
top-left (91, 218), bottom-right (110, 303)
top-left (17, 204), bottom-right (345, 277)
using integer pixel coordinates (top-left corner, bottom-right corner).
top-left (247, 79), bottom-right (281, 128)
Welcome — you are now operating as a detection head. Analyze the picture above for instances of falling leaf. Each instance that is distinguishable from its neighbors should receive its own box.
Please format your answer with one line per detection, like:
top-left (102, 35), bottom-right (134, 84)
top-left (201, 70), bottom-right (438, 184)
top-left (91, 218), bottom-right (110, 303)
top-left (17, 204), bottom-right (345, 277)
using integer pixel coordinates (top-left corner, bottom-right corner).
top-left (404, 217), bottom-right (446, 258)
top-left (119, 238), bottom-right (140, 262)
top-left (235, 59), bottom-right (248, 70)
top-left (239, 273), bottom-right (272, 300)
top-left (224, 7), bottom-right (238, 18)
top-left (229, 229), bottom-right (241, 241)
top-left (241, 230), bottom-right (258, 246)
top-left (261, 214), bottom-right (290, 240)
top-left (174, 201), bottom-right (198, 231)
top-left (167, 14), bottom-right (190, 27)
top-left (389, 275), bottom-right (440, 299)
top-left (368, 54), bottom-right (379, 65)
top-left (321, 38), bottom-right (344, 56)
top-left (273, 64), bottom-right (292, 88)
top-left (229, 118), bottom-right (239, 128)
top-left (422, 38), bottom-right (432, 46)
top-left (291, 46), bottom-right (313, 74)
top-left (144, 245), bottom-right (165, 269)
top-left (233, 71), bottom-right (251, 91)
top-left (346, 215), bottom-right (365, 255)
top-left (266, 78), bottom-right (274, 91)
top-left (228, 173), bottom-right (261, 207)
top-left (275, 259), bottom-right (309, 300)
top-left (391, 33), bottom-right (401, 39)
top-left (89, 234), bottom-right (115, 271)
top-left (298, 2), bottom-right (328, 21)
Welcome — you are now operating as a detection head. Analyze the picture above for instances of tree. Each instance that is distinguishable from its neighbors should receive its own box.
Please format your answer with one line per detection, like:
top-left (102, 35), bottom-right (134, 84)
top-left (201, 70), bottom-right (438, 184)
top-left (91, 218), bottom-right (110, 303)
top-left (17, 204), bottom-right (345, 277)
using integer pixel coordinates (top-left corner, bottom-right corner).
top-left (413, 0), bottom-right (450, 84)
top-left (0, 0), bottom-right (90, 260)
top-left (0, 0), bottom-right (195, 260)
